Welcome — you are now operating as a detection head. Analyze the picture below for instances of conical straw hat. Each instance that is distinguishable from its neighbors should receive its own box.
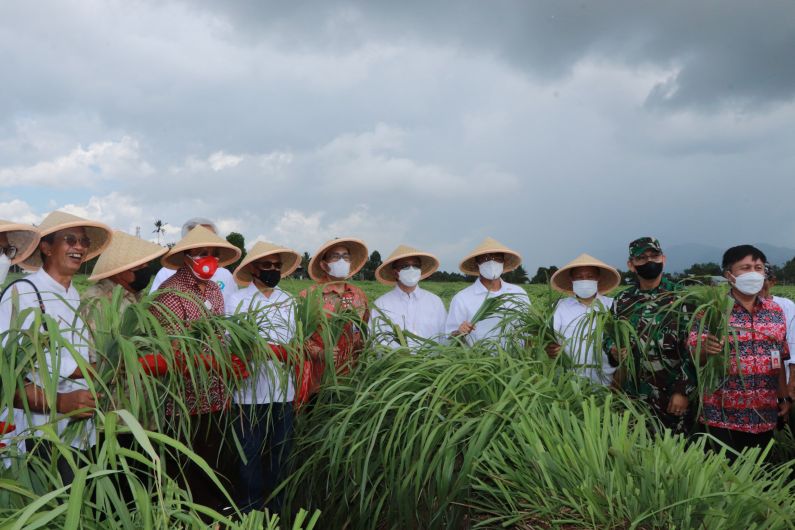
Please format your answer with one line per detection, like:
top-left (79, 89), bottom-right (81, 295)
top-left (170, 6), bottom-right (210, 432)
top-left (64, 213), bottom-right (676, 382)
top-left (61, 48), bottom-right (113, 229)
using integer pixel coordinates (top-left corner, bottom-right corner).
top-left (375, 245), bottom-right (440, 285)
top-left (550, 253), bottom-right (621, 295)
top-left (21, 211), bottom-right (112, 270)
top-left (234, 241), bottom-right (301, 284)
top-left (161, 225), bottom-right (241, 270)
top-left (0, 220), bottom-right (40, 266)
top-left (308, 237), bottom-right (368, 282)
top-left (89, 231), bottom-right (168, 281)
top-left (459, 237), bottom-right (522, 276)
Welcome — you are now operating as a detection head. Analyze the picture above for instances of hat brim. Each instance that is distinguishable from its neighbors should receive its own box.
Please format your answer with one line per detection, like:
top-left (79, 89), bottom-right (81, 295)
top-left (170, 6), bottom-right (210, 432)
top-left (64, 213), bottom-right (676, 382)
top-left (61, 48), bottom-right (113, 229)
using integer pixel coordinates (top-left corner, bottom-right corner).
top-left (235, 249), bottom-right (301, 284)
top-left (0, 223), bottom-right (41, 266)
top-left (89, 247), bottom-right (168, 281)
top-left (375, 252), bottom-right (439, 285)
top-left (459, 249), bottom-right (522, 276)
top-left (162, 243), bottom-right (241, 270)
top-left (308, 238), bottom-right (369, 282)
top-left (21, 221), bottom-right (112, 271)
top-left (551, 262), bottom-right (621, 295)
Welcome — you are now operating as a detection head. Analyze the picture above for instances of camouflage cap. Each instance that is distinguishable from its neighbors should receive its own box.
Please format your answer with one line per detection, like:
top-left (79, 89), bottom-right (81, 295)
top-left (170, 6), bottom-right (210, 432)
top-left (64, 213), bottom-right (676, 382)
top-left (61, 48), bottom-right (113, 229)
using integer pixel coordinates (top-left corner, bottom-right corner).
top-left (629, 237), bottom-right (662, 258)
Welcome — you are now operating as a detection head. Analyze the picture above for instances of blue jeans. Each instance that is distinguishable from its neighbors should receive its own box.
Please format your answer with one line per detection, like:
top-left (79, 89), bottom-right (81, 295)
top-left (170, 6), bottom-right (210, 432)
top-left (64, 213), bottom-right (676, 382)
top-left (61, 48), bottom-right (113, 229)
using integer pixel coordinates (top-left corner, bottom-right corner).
top-left (233, 402), bottom-right (294, 514)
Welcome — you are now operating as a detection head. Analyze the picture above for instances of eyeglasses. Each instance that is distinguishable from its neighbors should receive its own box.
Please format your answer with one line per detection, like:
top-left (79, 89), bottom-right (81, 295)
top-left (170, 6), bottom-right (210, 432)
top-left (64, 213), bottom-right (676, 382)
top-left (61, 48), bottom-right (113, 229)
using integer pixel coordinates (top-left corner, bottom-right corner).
top-left (632, 252), bottom-right (663, 265)
top-left (325, 252), bottom-right (352, 263)
top-left (61, 234), bottom-right (92, 248)
top-left (1, 246), bottom-right (17, 259)
top-left (475, 254), bottom-right (505, 264)
top-left (393, 262), bottom-right (420, 271)
top-left (258, 261), bottom-right (282, 270)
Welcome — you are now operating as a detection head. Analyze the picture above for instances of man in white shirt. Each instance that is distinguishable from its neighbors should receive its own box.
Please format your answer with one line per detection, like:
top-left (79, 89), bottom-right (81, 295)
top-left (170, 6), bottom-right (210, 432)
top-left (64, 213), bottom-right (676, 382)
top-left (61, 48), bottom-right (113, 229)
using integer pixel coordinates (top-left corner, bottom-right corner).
top-left (372, 245), bottom-right (447, 349)
top-left (227, 241), bottom-right (301, 514)
top-left (445, 237), bottom-right (530, 345)
top-left (762, 266), bottom-right (795, 390)
top-left (0, 219), bottom-right (40, 465)
top-left (0, 211), bottom-right (111, 482)
top-left (547, 254), bottom-right (622, 385)
top-left (150, 217), bottom-right (238, 306)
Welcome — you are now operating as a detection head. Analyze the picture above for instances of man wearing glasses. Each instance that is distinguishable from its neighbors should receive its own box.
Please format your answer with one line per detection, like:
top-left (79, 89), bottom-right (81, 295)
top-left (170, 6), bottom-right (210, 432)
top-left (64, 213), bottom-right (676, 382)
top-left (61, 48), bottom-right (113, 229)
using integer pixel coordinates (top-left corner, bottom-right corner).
top-left (227, 241), bottom-right (301, 514)
top-left (608, 237), bottom-right (696, 435)
top-left (299, 238), bottom-right (370, 405)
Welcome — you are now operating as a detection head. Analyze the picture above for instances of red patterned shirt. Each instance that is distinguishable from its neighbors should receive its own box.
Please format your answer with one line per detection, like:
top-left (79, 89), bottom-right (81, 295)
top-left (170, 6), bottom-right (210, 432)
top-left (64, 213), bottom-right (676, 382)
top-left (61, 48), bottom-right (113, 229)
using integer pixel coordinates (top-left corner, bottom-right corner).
top-left (297, 282), bottom-right (369, 403)
top-left (151, 266), bottom-right (227, 415)
top-left (690, 295), bottom-right (789, 433)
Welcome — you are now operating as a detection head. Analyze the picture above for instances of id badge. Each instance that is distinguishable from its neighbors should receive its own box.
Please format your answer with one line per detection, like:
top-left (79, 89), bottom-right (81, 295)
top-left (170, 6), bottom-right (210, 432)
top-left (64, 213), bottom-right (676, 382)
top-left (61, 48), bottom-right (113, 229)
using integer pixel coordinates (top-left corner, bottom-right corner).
top-left (771, 350), bottom-right (781, 370)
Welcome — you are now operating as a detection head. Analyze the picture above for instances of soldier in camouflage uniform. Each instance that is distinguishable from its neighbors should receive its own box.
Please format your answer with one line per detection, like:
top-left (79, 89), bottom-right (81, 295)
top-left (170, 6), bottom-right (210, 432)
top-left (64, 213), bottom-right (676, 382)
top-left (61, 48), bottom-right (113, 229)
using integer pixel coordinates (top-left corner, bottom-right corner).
top-left (608, 237), bottom-right (697, 435)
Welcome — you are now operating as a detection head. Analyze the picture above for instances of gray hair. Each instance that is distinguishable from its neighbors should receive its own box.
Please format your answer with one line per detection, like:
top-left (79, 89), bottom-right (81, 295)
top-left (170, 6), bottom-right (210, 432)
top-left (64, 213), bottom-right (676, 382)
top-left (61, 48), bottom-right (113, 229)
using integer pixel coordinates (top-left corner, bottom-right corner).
top-left (181, 217), bottom-right (218, 237)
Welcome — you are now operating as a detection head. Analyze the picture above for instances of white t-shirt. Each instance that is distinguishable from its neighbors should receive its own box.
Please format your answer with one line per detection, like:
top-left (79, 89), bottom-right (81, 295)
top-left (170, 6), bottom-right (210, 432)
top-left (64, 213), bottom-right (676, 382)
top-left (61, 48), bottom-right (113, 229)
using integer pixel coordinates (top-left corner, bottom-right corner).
top-left (552, 295), bottom-right (616, 385)
top-left (773, 295), bottom-right (795, 383)
top-left (226, 284), bottom-right (295, 404)
top-left (0, 269), bottom-right (95, 450)
top-left (151, 266), bottom-right (238, 309)
top-left (445, 278), bottom-right (530, 345)
top-left (373, 285), bottom-right (447, 349)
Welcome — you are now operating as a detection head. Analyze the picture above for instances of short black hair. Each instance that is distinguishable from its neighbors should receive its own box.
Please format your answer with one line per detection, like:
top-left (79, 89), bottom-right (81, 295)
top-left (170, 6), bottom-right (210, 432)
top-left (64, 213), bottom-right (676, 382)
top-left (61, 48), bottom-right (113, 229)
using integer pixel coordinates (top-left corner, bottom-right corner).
top-left (722, 245), bottom-right (767, 271)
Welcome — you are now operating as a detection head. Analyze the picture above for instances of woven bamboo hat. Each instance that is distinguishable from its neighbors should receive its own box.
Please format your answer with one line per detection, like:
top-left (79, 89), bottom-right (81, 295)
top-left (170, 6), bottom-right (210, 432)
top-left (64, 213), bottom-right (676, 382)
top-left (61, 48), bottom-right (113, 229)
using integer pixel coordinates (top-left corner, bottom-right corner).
top-left (459, 237), bottom-right (522, 276)
top-left (21, 211), bottom-right (112, 270)
top-left (308, 237), bottom-right (368, 282)
top-left (161, 225), bottom-right (241, 270)
top-left (375, 245), bottom-right (440, 285)
top-left (234, 241), bottom-right (301, 284)
top-left (89, 231), bottom-right (167, 281)
top-left (550, 253), bottom-right (621, 295)
top-left (0, 220), bottom-right (40, 266)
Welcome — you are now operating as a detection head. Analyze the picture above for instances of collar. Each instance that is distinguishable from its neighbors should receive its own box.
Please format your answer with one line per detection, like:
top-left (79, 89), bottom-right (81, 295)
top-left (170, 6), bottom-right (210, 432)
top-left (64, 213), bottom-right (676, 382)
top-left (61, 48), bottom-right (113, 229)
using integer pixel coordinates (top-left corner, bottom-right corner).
top-left (472, 277), bottom-right (502, 295)
top-left (174, 265), bottom-right (204, 289)
top-left (392, 284), bottom-right (421, 299)
top-left (31, 267), bottom-right (71, 294)
top-left (322, 281), bottom-right (353, 295)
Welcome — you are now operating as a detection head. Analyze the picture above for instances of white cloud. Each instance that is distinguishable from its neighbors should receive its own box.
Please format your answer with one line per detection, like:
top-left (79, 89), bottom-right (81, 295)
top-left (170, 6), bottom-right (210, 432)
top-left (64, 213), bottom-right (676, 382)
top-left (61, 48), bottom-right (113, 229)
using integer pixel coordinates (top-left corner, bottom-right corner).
top-left (0, 136), bottom-right (152, 188)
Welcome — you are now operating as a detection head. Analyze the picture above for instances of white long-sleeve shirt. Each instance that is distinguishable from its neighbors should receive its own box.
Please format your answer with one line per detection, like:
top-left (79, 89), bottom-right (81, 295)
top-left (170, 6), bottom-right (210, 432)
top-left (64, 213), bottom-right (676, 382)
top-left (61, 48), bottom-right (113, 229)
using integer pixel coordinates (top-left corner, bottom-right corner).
top-left (773, 295), bottom-right (795, 383)
top-left (0, 268), bottom-right (95, 450)
top-left (226, 284), bottom-right (295, 404)
top-left (444, 278), bottom-right (530, 345)
top-left (373, 285), bottom-right (447, 349)
top-left (552, 295), bottom-right (616, 385)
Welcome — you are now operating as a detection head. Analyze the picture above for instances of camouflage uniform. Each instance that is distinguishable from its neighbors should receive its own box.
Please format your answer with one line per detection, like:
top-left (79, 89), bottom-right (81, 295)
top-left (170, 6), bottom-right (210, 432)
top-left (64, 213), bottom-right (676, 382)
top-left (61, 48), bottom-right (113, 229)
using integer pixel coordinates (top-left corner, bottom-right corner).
top-left (608, 238), bottom-right (697, 434)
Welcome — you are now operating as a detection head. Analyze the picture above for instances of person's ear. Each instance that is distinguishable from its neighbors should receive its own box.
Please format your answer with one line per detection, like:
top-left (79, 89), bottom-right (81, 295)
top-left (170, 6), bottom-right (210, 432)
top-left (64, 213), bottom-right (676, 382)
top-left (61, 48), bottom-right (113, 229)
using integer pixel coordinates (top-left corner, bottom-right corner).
top-left (724, 270), bottom-right (733, 282)
top-left (40, 240), bottom-right (53, 257)
top-left (320, 260), bottom-right (329, 273)
top-left (626, 260), bottom-right (635, 273)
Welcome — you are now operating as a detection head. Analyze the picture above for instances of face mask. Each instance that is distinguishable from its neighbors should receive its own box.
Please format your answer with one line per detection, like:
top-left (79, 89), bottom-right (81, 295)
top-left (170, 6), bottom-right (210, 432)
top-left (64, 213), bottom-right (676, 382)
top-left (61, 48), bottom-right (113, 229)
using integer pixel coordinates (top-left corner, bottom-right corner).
top-left (732, 271), bottom-right (765, 296)
top-left (572, 279), bottom-right (598, 299)
top-left (478, 260), bottom-right (504, 280)
top-left (398, 266), bottom-right (421, 287)
top-left (327, 260), bottom-right (351, 279)
top-left (635, 261), bottom-right (663, 280)
top-left (256, 269), bottom-right (281, 288)
top-left (129, 267), bottom-right (153, 292)
top-left (189, 255), bottom-right (218, 281)
top-left (0, 254), bottom-right (10, 285)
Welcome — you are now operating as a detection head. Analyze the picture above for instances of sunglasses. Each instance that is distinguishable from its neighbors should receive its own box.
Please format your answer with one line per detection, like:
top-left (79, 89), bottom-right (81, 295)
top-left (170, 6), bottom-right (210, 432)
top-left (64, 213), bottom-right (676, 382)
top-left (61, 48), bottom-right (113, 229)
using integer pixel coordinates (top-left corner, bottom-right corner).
top-left (257, 261), bottom-right (283, 271)
top-left (1, 246), bottom-right (17, 259)
top-left (59, 234), bottom-right (92, 248)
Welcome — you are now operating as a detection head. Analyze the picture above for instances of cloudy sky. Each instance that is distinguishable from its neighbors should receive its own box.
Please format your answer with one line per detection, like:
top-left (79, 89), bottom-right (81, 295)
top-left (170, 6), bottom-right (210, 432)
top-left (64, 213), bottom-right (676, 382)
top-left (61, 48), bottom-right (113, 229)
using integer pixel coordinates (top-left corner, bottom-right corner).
top-left (2, 1), bottom-right (794, 272)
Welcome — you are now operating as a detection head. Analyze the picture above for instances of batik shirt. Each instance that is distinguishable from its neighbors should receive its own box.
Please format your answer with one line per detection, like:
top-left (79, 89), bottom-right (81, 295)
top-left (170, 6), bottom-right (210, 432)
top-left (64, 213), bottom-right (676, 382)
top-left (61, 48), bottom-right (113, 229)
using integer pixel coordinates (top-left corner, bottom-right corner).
top-left (608, 278), bottom-right (696, 432)
top-left (298, 281), bottom-right (369, 402)
top-left (151, 266), bottom-right (226, 415)
top-left (690, 295), bottom-right (789, 433)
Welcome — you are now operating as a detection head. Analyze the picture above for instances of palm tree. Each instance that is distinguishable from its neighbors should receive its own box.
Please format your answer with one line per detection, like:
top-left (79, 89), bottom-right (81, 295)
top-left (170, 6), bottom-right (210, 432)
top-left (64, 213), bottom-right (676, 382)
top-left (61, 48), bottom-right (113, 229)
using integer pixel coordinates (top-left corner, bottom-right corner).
top-left (152, 220), bottom-right (165, 244)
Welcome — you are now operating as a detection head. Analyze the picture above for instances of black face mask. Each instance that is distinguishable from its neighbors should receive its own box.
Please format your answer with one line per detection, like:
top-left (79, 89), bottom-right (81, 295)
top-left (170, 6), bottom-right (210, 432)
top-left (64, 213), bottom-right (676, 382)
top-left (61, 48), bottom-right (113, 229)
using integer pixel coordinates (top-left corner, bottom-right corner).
top-left (635, 261), bottom-right (663, 280)
top-left (130, 268), bottom-right (154, 292)
top-left (256, 269), bottom-right (281, 288)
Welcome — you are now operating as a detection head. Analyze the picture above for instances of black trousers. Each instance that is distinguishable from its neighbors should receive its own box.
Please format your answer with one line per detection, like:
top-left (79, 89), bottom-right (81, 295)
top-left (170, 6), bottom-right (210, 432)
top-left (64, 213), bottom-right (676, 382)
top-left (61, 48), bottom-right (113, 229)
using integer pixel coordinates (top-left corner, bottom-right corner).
top-left (701, 425), bottom-right (774, 462)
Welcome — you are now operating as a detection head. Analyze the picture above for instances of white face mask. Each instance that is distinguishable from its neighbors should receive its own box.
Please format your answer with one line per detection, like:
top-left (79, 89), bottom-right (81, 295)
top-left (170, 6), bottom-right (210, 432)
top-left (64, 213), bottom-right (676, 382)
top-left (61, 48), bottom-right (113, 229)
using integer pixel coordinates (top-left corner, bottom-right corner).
top-left (732, 271), bottom-right (765, 296)
top-left (398, 266), bottom-right (421, 287)
top-left (0, 254), bottom-right (10, 285)
top-left (327, 259), bottom-right (351, 279)
top-left (478, 260), bottom-right (503, 280)
top-left (572, 279), bottom-right (598, 299)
